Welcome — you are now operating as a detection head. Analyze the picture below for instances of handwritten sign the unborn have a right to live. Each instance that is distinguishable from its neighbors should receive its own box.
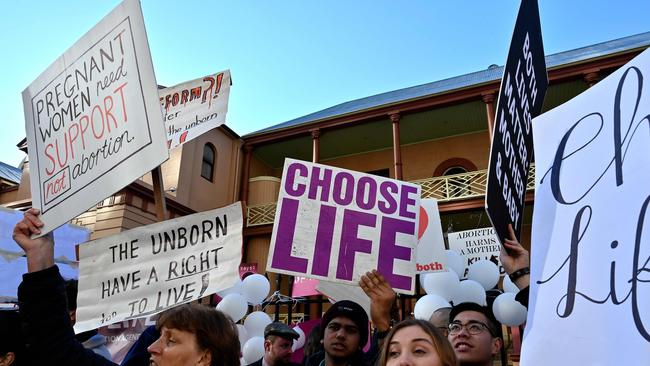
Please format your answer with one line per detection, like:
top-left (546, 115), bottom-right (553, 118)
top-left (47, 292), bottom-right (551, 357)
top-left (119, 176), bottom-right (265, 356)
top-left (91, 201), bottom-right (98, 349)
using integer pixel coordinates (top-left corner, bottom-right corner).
top-left (267, 159), bottom-right (421, 295)
top-left (74, 202), bottom-right (243, 333)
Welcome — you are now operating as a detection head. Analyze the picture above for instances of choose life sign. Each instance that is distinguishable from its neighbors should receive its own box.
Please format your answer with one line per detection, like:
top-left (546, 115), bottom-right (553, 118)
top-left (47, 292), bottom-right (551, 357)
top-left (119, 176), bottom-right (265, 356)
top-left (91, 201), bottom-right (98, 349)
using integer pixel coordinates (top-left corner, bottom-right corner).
top-left (485, 0), bottom-right (548, 244)
top-left (159, 70), bottom-right (232, 149)
top-left (22, 0), bottom-right (168, 236)
top-left (521, 48), bottom-right (650, 365)
top-left (75, 202), bottom-right (243, 333)
top-left (267, 159), bottom-right (420, 294)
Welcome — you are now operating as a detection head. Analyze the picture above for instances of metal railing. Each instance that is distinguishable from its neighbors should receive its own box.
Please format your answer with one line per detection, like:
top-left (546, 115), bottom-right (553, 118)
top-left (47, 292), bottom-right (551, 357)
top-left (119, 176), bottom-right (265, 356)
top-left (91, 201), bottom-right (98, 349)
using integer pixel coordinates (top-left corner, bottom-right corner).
top-left (247, 164), bottom-right (536, 227)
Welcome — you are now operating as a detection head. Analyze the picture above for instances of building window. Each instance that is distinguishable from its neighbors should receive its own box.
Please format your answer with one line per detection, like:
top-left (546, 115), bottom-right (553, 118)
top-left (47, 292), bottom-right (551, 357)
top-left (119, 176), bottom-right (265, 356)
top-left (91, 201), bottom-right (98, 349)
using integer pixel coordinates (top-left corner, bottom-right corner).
top-left (201, 143), bottom-right (216, 182)
top-left (434, 159), bottom-right (476, 199)
top-left (442, 166), bottom-right (468, 176)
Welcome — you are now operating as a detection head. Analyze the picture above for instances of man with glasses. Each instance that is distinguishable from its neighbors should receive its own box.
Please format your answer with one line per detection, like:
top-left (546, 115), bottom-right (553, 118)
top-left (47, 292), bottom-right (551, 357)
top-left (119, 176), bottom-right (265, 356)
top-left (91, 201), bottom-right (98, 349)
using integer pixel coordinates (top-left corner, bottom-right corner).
top-left (448, 302), bottom-right (503, 366)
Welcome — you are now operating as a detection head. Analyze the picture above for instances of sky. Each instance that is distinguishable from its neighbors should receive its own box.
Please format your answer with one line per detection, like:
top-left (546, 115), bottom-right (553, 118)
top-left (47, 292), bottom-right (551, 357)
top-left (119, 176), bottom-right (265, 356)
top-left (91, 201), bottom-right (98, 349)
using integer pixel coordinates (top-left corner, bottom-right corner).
top-left (1, 0), bottom-right (649, 167)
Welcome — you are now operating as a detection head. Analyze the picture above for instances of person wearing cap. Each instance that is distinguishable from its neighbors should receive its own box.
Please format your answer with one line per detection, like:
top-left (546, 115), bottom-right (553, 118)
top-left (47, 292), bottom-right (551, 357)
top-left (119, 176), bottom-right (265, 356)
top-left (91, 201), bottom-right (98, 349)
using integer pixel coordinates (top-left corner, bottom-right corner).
top-left (304, 300), bottom-right (370, 366)
top-left (447, 302), bottom-right (503, 366)
top-left (250, 322), bottom-right (301, 366)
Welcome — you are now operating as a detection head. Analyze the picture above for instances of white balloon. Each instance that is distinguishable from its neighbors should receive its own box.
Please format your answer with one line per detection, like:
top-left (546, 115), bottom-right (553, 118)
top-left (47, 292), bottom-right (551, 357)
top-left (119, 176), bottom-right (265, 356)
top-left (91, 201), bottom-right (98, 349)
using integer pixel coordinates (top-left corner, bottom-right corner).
top-left (501, 274), bottom-right (519, 293)
top-left (236, 324), bottom-right (249, 351)
top-left (492, 292), bottom-right (527, 326)
top-left (414, 294), bottom-right (451, 320)
top-left (216, 293), bottom-right (248, 322)
top-left (218, 279), bottom-right (243, 297)
top-left (467, 260), bottom-right (500, 291)
top-left (445, 249), bottom-right (466, 278)
top-left (454, 280), bottom-right (487, 306)
top-left (292, 326), bottom-right (306, 351)
top-left (242, 274), bottom-right (271, 305)
top-left (244, 311), bottom-right (272, 337)
top-left (419, 273), bottom-right (428, 289)
top-left (422, 270), bottom-right (460, 302)
top-left (242, 336), bottom-right (265, 364)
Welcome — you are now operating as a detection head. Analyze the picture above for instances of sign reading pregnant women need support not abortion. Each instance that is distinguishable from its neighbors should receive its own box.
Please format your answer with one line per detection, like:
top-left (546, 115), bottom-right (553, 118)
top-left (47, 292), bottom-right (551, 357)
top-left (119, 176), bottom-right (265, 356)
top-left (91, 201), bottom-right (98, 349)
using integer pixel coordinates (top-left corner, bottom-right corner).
top-left (267, 159), bottom-right (420, 294)
top-left (22, 0), bottom-right (167, 236)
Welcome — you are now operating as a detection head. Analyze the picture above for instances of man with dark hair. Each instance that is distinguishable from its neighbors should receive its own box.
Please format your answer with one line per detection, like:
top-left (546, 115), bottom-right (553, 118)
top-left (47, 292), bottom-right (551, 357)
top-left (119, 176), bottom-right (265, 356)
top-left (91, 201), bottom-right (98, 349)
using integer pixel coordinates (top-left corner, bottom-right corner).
top-left (0, 310), bottom-right (27, 366)
top-left (64, 279), bottom-right (112, 360)
top-left (250, 322), bottom-right (300, 366)
top-left (448, 302), bottom-right (503, 366)
top-left (305, 300), bottom-right (370, 366)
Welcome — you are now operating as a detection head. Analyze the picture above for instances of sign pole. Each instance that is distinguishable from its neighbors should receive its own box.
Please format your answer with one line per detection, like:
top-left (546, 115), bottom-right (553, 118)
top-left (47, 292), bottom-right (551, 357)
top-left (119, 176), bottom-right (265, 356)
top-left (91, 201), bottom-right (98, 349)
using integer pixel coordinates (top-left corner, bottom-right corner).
top-left (151, 166), bottom-right (168, 221)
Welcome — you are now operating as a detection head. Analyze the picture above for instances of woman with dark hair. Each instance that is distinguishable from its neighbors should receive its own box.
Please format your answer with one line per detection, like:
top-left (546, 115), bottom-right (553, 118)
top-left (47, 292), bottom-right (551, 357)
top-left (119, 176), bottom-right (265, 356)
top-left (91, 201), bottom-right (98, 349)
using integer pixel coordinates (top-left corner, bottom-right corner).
top-left (379, 319), bottom-right (457, 366)
top-left (14, 208), bottom-right (240, 366)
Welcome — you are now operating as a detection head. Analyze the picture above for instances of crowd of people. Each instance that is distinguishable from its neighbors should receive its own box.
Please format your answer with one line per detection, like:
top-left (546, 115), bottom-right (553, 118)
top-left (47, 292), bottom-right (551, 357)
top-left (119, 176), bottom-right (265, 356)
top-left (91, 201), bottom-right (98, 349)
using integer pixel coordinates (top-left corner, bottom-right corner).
top-left (2, 208), bottom-right (530, 366)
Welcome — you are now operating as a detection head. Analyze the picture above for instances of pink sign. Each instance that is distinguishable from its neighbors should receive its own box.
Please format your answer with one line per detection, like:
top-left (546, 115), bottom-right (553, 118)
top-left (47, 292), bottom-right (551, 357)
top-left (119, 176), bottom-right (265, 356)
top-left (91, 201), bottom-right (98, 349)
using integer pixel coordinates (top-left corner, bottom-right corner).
top-left (292, 276), bottom-right (320, 297)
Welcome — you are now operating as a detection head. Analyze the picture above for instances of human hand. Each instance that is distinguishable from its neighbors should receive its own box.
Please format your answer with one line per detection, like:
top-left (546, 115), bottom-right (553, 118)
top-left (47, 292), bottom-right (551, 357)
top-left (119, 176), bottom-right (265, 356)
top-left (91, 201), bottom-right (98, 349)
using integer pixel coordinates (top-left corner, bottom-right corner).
top-left (500, 224), bottom-right (530, 289)
top-left (359, 270), bottom-right (395, 332)
top-left (12, 208), bottom-right (55, 272)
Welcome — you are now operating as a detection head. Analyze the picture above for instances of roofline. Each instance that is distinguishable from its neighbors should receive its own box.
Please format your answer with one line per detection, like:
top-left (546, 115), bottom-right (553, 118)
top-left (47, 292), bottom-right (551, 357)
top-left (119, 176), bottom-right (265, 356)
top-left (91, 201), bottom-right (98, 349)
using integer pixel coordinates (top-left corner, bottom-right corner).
top-left (243, 32), bottom-right (650, 142)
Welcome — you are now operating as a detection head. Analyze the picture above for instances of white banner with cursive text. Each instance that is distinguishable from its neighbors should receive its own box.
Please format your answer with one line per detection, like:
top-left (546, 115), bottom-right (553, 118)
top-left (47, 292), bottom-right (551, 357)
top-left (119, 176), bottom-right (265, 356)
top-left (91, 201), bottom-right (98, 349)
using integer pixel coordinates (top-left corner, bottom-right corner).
top-left (522, 48), bottom-right (650, 364)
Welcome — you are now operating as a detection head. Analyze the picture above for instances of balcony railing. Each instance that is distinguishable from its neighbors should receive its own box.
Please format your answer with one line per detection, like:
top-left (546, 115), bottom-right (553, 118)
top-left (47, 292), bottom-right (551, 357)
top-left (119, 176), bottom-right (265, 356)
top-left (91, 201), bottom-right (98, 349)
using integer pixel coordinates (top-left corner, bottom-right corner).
top-left (247, 164), bottom-right (536, 227)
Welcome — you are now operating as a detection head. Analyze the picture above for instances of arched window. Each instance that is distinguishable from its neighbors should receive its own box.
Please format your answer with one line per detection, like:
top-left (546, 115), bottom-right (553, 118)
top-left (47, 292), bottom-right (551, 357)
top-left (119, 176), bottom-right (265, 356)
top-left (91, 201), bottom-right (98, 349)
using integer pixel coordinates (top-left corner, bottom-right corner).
top-left (442, 166), bottom-right (468, 176)
top-left (434, 158), bottom-right (477, 199)
top-left (201, 143), bottom-right (216, 182)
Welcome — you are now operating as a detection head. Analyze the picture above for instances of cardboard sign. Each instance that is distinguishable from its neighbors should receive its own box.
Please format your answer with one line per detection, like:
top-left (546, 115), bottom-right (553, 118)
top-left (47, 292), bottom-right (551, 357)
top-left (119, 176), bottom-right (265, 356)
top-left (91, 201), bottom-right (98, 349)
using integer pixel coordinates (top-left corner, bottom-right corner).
top-left (485, 0), bottom-right (548, 244)
top-left (416, 199), bottom-right (447, 273)
top-left (521, 48), bottom-right (650, 365)
top-left (267, 159), bottom-right (420, 294)
top-left (75, 202), bottom-right (243, 333)
top-left (22, 0), bottom-right (168, 236)
top-left (159, 70), bottom-right (232, 149)
top-left (447, 228), bottom-right (503, 278)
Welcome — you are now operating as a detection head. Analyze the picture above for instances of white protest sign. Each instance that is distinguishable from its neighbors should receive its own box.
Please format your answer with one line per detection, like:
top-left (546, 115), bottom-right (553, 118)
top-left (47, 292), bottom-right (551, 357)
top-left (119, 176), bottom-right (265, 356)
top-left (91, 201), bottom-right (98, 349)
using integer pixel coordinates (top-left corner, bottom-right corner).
top-left (75, 202), bottom-right (243, 333)
top-left (316, 281), bottom-right (371, 317)
top-left (267, 159), bottom-right (420, 295)
top-left (416, 198), bottom-right (447, 273)
top-left (521, 49), bottom-right (650, 365)
top-left (447, 228), bottom-right (502, 279)
top-left (159, 70), bottom-right (232, 149)
top-left (22, 0), bottom-right (168, 236)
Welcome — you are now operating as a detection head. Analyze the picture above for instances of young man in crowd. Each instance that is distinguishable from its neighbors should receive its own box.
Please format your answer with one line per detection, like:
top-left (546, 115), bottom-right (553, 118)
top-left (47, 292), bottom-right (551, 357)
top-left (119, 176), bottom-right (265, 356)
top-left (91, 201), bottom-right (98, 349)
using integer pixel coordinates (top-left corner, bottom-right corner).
top-left (448, 303), bottom-right (503, 366)
top-left (304, 300), bottom-right (370, 366)
top-left (250, 322), bottom-right (300, 366)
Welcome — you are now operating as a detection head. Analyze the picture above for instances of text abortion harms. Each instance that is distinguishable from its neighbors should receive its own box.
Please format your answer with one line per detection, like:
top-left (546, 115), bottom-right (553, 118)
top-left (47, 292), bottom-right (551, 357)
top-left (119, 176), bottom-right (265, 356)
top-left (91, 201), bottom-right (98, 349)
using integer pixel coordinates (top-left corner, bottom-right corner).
top-left (272, 161), bottom-right (418, 292)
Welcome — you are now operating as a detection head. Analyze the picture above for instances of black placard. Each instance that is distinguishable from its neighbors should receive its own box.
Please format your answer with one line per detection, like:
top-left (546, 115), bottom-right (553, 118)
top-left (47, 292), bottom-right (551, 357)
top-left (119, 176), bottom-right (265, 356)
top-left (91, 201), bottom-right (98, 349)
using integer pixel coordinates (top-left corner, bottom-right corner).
top-left (485, 0), bottom-right (548, 245)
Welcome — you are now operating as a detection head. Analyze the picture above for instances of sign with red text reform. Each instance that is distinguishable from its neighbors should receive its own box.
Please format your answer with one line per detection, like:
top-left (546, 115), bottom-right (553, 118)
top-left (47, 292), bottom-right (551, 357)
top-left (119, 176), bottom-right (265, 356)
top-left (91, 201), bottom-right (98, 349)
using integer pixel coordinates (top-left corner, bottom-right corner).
top-left (159, 70), bottom-right (231, 149)
top-left (485, 0), bottom-right (547, 245)
top-left (22, 0), bottom-right (167, 236)
top-left (75, 202), bottom-right (242, 333)
top-left (267, 159), bottom-right (420, 294)
top-left (522, 48), bottom-right (650, 366)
